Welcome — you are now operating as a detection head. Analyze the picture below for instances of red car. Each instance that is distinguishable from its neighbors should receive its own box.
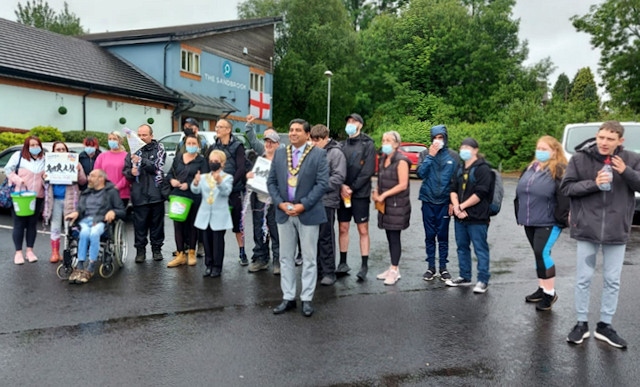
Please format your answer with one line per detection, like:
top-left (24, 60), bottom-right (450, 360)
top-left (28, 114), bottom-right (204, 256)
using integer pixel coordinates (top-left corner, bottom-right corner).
top-left (375, 142), bottom-right (428, 175)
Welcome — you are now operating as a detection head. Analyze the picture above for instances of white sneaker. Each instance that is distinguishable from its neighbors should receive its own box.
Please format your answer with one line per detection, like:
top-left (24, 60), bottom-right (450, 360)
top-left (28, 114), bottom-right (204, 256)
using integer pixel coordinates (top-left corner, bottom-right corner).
top-left (473, 281), bottom-right (488, 293)
top-left (376, 269), bottom-right (390, 280)
top-left (383, 270), bottom-right (400, 285)
top-left (445, 277), bottom-right (472, 287)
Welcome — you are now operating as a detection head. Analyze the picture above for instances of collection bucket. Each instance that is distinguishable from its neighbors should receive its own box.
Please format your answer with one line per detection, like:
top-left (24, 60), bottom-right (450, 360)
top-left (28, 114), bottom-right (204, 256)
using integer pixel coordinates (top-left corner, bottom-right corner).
top-left (168, 195), bottom-right (193, 222)
top-left (11, 191), bottom-right (36, 217)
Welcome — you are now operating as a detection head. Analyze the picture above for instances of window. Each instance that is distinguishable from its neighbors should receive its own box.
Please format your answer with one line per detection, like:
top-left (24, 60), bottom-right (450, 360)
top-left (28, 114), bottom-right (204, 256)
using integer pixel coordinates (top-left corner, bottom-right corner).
top-left (250, 72), bottom-right (264, 92)
top-left (181, 49), bottom-right (200, 75)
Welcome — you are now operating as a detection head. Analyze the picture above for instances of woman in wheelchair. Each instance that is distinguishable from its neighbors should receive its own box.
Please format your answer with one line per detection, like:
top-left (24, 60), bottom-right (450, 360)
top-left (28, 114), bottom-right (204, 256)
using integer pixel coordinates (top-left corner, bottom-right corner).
top-left (65, 169), bottom-right (126, 284)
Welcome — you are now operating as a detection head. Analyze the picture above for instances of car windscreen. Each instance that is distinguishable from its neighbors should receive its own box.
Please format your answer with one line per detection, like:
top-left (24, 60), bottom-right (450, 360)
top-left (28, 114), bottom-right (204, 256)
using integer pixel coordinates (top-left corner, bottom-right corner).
top-left (565, 124), bottom-right (640, 154)
top-left (401, 145), bottom-right (426, 153)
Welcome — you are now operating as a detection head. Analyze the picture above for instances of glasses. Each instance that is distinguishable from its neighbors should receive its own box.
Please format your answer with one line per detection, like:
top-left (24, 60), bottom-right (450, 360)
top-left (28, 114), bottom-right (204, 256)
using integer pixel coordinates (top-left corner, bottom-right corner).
top-left (215, 125), bottom-right (230, 130)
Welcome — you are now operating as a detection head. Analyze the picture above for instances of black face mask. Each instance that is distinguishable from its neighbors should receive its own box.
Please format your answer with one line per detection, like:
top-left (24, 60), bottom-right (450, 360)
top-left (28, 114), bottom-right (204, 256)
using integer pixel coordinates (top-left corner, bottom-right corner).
top-left (183, 128), bottom-right (194, 136)
top-left (209, 162), bottom-right (221, 172)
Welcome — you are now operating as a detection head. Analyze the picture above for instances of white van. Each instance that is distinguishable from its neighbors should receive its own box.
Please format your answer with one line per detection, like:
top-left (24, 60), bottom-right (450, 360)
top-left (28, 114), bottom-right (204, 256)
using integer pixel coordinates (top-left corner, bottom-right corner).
top-left (561, 122), bottom-right (640, 223)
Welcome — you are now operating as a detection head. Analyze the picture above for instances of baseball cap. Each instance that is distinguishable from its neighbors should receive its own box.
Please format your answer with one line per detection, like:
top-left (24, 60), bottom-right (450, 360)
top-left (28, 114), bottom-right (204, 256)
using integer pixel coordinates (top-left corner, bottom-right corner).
top-left (264, 132), bottom-right (280, 143)
top-left (185, 117), bottom-right (199, 127)
top-left (344, 113), bottom-right (364, 125)
top-left (461, 137), bottom-right (479, 149)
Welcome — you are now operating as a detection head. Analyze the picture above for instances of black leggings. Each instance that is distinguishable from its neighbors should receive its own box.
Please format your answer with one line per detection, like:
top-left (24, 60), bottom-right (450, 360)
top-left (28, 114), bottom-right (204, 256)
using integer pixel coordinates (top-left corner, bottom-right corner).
top-left (202, 227), bottom-right (226, 269)
top-left (12, 198), bottom-right (44, 251)
top-left (173, 201), bottom-right (199, 252)
top-left (386, 229), bottom-right (402, 266)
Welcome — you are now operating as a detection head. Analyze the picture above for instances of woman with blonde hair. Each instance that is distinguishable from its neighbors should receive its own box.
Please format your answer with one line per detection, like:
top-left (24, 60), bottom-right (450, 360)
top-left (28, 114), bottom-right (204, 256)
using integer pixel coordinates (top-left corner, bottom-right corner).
top-left (515, 135), bottom-right (570, 311)
top-left (95, 131), bottom-right (130, 206)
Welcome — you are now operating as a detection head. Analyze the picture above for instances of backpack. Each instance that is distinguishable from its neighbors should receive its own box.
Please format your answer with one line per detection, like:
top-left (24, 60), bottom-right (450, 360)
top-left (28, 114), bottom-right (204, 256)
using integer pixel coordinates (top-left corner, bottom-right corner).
top-left (465, 165), bottom-right (504, 216)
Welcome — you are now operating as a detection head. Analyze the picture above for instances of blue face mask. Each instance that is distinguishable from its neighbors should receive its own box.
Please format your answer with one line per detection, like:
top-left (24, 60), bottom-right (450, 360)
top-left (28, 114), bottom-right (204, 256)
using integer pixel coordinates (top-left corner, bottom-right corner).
top-left (535, 150), bottom-right (551, 163)
top-left (186, 145), bottom-right (199, 154)
top-left (29, 146), bottom-right (41, 156)
top-left (459, 149), bottom-right (472, 161)
top-left (381, 144), bottom-right (393, 155)
top-left (345, 123), bottom-right (358, 136)
top-left (85, 146), bottom-right (96, 155)
top-left (108, 140), bottom-right (119, 150)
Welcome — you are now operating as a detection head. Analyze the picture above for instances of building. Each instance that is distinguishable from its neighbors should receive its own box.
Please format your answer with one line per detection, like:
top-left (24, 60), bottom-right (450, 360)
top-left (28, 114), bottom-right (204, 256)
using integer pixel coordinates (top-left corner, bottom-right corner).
top-left (84, 16), bottom-right (281, 134)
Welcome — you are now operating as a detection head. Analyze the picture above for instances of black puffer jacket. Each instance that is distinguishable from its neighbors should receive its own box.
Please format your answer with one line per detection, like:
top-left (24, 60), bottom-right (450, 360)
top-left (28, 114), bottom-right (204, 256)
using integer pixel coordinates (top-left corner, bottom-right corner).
top-left (341, 132), bottom-right (376, 199)
top-left (377, 151), bottom-right (411, 230)
top-left (561, 139), bottom-right (640, 244)
top-left (123, 140), bottom-right (166, 206)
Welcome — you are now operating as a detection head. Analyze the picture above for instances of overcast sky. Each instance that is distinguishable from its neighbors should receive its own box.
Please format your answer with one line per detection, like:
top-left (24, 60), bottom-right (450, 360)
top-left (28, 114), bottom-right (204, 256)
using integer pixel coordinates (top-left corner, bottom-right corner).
top-left (0, 0), bottom-right (603, 92)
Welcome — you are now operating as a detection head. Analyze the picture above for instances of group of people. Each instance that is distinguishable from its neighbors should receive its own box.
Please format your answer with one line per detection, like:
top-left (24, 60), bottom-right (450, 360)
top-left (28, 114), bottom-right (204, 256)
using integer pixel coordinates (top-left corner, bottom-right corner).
top-left (5, 117), bottom-right (638, 347)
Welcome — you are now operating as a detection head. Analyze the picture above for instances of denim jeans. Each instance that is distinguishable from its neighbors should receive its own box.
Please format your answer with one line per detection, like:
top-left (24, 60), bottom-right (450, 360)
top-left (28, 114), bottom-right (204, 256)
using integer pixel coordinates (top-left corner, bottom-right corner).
top-left (575, 241), bottom-right (625, 324)
top-left (77, 217), bottom-right (105, 262)
top-left (50, 198), bottom-right (64, 241)
top-left (454, 220), bottom-right (490, 283)
top-left (421, 201), bottom-right (451, 269)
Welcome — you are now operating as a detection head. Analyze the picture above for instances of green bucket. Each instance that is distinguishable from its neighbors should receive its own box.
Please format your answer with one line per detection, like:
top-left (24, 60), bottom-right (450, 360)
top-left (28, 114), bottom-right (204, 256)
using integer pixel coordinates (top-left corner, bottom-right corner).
top-left (11, 191), bottom-right (36, 217)
top-left (168, 195), bottom-right (193, 222)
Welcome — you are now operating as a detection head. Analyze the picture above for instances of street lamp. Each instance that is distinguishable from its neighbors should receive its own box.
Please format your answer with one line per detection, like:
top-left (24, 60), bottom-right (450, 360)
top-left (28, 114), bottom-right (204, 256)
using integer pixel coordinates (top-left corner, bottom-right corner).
top-left (324, 70), bottom-right (333, 129)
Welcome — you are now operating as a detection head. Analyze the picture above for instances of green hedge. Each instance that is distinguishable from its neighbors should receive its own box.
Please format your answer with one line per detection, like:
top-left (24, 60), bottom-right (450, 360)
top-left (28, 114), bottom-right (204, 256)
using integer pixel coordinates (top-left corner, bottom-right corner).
top-left (63, 130), bottom-right (109, 149)
top-left (29, 126), bottom-right (65, 142)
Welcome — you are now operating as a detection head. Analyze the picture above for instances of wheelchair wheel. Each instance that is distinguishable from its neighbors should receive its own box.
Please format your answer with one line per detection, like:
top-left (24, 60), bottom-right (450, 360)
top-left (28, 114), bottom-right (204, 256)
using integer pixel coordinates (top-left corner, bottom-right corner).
top-left (56, 264), bottom-right (74, 280)
top-left (113, 220), bottom-right (127, 268)
top-left (99, 263), bottom-right (115, 278)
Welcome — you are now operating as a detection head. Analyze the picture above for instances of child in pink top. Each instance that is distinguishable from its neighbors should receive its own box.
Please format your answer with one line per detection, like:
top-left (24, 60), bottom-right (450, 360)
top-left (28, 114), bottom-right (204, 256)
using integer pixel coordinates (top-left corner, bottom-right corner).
top-left (94, 131), bottom-right (130, 205)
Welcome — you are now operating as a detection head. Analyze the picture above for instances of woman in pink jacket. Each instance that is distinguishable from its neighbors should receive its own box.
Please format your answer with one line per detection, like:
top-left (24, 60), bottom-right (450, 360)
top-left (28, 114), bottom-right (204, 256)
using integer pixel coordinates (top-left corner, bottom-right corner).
top-left (42, 141), bottom-right (87, 263)
top-left (6, 136), bottom-right (46, 264)
top-left (95, 131), bottom-right (130, 206)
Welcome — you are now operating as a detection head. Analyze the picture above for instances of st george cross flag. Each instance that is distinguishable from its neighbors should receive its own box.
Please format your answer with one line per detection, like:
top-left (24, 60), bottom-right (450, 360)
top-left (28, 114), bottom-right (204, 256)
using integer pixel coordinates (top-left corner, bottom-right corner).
top-left (249, 90), bottom-right (271, 120)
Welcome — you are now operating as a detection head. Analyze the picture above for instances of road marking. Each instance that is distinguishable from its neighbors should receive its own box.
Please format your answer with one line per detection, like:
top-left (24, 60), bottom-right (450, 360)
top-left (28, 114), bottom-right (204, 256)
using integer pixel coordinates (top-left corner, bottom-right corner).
top-left (0, 224), bottom-right (55, 235)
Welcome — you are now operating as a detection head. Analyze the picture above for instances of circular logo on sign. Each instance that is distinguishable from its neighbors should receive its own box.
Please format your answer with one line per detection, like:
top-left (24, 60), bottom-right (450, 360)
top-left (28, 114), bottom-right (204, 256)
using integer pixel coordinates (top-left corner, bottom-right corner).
top-left (222, 61), bottom-right (232, 78)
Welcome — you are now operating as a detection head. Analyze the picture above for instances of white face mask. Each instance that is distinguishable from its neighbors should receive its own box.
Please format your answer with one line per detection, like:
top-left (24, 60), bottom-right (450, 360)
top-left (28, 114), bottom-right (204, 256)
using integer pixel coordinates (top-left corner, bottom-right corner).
top-left (433, 139), bottom-right (444, 149)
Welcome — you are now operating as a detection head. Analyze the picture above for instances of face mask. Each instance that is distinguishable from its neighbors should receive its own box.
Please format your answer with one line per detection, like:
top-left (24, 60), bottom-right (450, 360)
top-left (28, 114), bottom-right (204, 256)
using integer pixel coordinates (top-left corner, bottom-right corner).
top-left (345, 123), bottom-right (358, 136)
top-left (459, 149), bottom-right (472, 161)
top-left (85, 147), bottom-right (96, 155)
top-left (29, 146), bottom-right (41, 156)
top-left (209, 162), bottom-right (221, 172)
top-left (381, 144), bottom-right (393, 155)
top-left (183, 128), bottom-right (194, 136)
top-left (535, 150), bottom-right (551, 163)
top-left (433, 139), bottom-right (444, 149)
top-left (108, 140), bottom-right (119, 150)
top-left (186, 145), bottom-right (199, 154)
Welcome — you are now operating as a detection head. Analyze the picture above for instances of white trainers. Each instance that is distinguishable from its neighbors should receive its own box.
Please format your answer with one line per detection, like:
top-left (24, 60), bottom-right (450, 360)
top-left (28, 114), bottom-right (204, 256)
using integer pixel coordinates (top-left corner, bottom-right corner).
top-left (376, 269), bottom-right (390, 280)
top-left (473, 281), bottom-right (488, 293)
top-left (383, 270), bottom-right (400, 285)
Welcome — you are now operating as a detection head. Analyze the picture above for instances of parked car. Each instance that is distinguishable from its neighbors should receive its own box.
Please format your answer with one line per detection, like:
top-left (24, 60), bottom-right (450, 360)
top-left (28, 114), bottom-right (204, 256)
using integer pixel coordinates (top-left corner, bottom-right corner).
top-left (561, 121), bottom-right (640, 223)
top-left (157, 131), bottom-right (250, 174)
top-left (374, 142), bottom-right (428, 176)
top-left (0, 142), bottom-right (104, 183)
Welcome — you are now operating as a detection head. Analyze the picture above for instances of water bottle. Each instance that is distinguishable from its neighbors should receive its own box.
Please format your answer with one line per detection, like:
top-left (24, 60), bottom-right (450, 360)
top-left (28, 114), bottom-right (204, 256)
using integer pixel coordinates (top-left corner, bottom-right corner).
top-left (598, 161), bottom-right (613, 191)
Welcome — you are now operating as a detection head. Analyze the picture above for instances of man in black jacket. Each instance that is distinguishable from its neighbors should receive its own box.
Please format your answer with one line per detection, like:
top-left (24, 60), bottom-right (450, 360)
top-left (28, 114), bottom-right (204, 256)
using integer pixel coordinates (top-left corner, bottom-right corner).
top-left (337, 113), bottom-right (376, 280)
top-left (123, 124), bottom-right (166, 263)
top-left (65, 169), bottom-right (126, 284)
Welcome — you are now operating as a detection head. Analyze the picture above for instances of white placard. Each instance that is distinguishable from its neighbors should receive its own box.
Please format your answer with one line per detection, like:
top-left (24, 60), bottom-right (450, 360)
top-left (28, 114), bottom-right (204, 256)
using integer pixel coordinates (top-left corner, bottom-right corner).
top-left (45, 153), bottom-right (79, 185)
top-left (122, 127), bottom-right (145, 155)
top-left (246, 156), bottom-right (271, 195)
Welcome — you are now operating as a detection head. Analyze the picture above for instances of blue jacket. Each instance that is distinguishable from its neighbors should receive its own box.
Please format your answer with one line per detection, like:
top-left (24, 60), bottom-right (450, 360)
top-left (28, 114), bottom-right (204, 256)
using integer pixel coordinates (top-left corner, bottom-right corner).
top-left (417, 125), bottom-right (459, 204)
top-left (515, 165), bottom-right (569, 227)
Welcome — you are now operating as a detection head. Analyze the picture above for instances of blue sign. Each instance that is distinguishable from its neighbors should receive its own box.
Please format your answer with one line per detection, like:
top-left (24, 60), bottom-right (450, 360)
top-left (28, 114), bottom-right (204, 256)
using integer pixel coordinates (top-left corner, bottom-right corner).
top-left (222, 61), bottom-right (232, 78)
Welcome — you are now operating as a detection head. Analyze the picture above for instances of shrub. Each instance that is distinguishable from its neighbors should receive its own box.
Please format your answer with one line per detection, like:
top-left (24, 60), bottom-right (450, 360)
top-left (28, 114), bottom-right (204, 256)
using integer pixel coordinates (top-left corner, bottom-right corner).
top-left (63, 130), bottom-right (109, 149)
top-left (29, 126), bottom-right (64, 142)
top-left (0, 132), bottom-right (28, 151)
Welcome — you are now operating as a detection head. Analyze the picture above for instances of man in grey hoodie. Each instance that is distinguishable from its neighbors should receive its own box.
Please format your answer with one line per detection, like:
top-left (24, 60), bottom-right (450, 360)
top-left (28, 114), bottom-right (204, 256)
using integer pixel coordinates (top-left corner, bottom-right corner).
top-left (561, 121), bottom-right (640, 349)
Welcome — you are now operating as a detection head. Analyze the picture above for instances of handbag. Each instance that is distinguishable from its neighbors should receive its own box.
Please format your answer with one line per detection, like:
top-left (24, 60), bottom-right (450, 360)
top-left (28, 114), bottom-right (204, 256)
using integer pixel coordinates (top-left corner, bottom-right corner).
top-left (0, 154), bottom-right (22, 208)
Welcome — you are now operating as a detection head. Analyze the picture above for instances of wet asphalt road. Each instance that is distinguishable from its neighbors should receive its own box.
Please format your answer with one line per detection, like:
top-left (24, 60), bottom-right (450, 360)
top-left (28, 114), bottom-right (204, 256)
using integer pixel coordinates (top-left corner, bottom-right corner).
top-left (1, 178), bottom-right (640, 386)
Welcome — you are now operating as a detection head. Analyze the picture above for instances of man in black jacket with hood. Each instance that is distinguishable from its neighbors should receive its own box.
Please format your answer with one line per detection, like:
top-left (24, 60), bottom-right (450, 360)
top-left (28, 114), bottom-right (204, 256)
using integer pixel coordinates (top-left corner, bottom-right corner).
top-left (337, 113), bottom-right (376, 280)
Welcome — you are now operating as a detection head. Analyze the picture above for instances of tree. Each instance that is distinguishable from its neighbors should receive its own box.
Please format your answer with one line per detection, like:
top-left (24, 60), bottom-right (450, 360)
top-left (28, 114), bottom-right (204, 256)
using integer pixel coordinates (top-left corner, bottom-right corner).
top-left (572, 0), bottom-right (640, 113)
top-left (552, 73), bottom-right (571, 102)
top-left (15, 0), bottom-right (85, 36)
top-left (568, 67), bottom-right (601, 121)
top-left (342, 0), bottom-right (409, 31)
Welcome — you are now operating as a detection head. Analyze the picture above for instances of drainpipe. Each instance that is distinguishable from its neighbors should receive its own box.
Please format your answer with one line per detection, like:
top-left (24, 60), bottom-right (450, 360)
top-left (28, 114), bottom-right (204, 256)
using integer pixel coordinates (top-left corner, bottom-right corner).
top-left (82, 87), bottom-right (94, 131)
top-left (163, 38), bottom-right (173, 87)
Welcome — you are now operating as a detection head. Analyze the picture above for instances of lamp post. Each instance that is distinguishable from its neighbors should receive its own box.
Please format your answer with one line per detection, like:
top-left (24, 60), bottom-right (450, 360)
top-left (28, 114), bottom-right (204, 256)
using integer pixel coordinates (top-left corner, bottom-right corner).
top-left (324, 70), bottom-right (333, 129)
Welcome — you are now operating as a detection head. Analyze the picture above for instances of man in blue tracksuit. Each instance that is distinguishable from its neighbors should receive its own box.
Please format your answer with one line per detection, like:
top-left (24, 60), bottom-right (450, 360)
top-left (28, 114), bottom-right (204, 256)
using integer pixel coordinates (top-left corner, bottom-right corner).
top-left (417, 125), bottom-right (460, 281)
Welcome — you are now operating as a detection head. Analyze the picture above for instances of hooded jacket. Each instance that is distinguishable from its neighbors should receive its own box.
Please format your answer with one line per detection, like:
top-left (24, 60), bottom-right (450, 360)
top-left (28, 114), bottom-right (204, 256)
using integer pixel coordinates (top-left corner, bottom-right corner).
top-left (451, 157), bottom-right (492, 223)
top-left (322, 139), bottom-right (347, 209)
top-left (76, 181), bottom-right (126, 221)
top-left (560, 138), bottom-right (640, 244)
top-left (417, 125), bottom-right (460, 204)
top-left (340, 132), bottom-right (376, 199)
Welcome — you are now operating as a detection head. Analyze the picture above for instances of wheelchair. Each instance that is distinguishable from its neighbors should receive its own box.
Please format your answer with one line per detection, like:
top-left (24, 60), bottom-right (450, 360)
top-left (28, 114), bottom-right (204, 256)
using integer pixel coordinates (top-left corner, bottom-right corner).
top-left (56, 219), bottom-right (128, 280)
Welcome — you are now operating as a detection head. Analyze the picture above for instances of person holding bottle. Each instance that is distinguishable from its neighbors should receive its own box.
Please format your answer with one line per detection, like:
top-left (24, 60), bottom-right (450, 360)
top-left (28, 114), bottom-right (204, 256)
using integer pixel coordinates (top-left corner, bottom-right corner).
top-left (6, 136), bottom-right (46, 264)
top-left (95, 131), bottom-right (130, 207)
top-left (561, 121), bottom-right (640, 349)
top-left (514, 136), bottom-right (569, 311)
top-left (78, 137), bottom-right (101, 190)
top-left (42, 141), bottom-right (87, 263)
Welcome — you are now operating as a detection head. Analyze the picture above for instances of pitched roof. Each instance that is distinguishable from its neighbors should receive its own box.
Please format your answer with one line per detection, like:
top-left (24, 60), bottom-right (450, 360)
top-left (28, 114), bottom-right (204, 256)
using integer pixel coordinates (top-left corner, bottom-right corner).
top-left (0, 18), bottom-right (178, 103)
top-left (83, 17), bottom-right (282, 45)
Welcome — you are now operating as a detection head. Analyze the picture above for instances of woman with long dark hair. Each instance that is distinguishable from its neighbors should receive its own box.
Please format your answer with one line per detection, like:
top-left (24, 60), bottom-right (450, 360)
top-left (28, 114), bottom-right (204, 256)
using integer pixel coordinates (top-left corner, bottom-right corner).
top-left (78, 137), bottom-right (101, 190)
top-left (6, 136), bottom-right (46, 264)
